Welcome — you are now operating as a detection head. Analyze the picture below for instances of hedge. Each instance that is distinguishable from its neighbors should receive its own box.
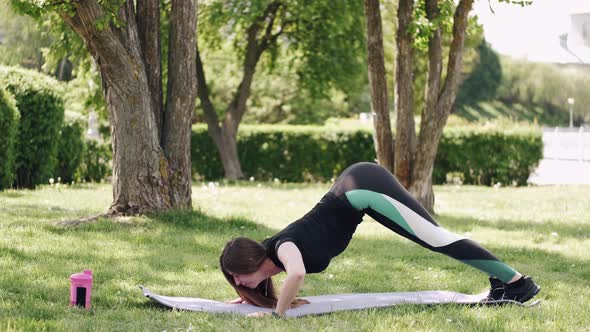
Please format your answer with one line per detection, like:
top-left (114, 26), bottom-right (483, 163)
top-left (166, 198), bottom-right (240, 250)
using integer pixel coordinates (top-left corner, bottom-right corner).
top-left (192, 124), bottom-right (543, 185)
top-left (75, 140), bottom-right (112, 183)
top-left (0, 88), bottom-right (19, 190)
top-left (434, 126), bottom-right (543, 186)
top-left (0, 66), bottom-right (65, 188)
top-left (56, 119), bottom-right (86, 184)
top-left (192, 125), bottom-right (376, 182)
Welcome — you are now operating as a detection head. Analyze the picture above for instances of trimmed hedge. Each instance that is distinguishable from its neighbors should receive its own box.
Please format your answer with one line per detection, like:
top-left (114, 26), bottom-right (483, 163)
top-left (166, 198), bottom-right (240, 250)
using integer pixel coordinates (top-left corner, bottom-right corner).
top-left (0, 88), bottom-right (19, 190)
top-left (0, 66), bottom-right (65, 188)
top-left (56, 120), bottom-right (85, 184)
top-left (434, 126), bottom-right (543, 186)
top-left (192, 124), bottom-right (543, 185)
top-left (192, 125), bottom-right (376, 182)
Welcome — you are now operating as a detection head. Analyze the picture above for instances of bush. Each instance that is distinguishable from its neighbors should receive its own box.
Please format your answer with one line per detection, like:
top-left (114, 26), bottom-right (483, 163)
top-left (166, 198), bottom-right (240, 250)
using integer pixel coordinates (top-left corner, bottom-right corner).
top-left (75, 140), bottom-right (111, 183)
top-left (192, 125), bottom-right (376, 182)
top-left (192, 124), bottom-right (543, 185)
top-left (0, 66), bottom-right (65, 188)
top-left (0, 88), bottom-right (19, 190)
top-left (56, 119), bottom-right (85, 184)
top-left (434, 125), bottom-right (543, 186)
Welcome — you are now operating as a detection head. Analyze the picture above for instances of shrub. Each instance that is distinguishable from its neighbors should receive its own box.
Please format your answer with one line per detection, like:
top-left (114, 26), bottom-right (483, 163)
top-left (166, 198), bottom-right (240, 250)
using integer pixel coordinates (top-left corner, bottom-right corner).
top-left (56, 118), bottom-right (85, 183)
top-left (192, 124), bottom-right (543, 186)
top-left (434, 125), bottom-right (543, 186)
top-left (0, 66), bottom-right (65, 188)
top-left (75, 140), bottom-right (111, 183)
top-left (0, 88), bottom-right (19, 190)
top-left (191, 125), bottom-right (376, 182)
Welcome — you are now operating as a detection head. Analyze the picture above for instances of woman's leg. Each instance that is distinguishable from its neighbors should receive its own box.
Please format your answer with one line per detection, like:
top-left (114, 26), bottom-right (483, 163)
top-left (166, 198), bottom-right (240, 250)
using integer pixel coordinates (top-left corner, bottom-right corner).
top-left (333, 162), bottom-right (519, 283)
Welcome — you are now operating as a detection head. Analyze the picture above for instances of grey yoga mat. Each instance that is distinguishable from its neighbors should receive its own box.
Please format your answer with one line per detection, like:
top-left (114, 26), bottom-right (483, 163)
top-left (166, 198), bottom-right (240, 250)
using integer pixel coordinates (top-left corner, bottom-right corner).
top-left (140, 286), bottom-right (498, 317)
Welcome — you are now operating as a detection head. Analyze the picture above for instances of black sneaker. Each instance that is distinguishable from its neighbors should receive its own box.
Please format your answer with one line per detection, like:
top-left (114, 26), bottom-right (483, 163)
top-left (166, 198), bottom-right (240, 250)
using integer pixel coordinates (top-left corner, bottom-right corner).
top-left (486, 275), bottom-right (541, 303)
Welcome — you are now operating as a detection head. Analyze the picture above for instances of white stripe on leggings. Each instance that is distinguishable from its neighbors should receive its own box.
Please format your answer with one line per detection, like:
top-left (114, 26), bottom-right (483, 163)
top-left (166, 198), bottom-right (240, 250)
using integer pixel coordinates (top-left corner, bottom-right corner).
top-left (381, 194), bottom-right (465, 247)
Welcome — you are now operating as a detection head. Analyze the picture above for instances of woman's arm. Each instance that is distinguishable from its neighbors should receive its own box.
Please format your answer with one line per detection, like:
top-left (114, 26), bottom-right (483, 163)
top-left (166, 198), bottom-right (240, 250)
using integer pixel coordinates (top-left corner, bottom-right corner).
top-left (274, 241), bottom-right (306, 315)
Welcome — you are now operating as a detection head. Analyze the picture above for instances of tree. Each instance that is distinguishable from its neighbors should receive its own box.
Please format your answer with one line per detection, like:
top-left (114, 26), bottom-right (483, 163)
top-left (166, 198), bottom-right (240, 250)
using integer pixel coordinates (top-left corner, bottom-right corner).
top-left (196, 0), bottom-right (366, 180)
top-left (11, 0), bottom-right (198, 215)
top-left (455, 39), bottom-right (502, 107)
top-left (391, 0), bottom-right (475, 213)
top-left (364, 0), bottom-right (394, 172)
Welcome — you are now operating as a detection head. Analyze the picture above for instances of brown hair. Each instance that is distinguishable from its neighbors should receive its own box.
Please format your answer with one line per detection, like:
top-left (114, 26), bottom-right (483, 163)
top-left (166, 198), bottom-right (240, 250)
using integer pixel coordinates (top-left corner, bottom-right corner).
top-left (219, 237), bottom-right (309, 308)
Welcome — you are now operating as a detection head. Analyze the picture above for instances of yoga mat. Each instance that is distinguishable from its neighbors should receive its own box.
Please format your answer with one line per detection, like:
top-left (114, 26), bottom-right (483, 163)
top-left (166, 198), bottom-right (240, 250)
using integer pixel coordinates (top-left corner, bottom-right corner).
top-left (140, 286), bottom-right (501, 317)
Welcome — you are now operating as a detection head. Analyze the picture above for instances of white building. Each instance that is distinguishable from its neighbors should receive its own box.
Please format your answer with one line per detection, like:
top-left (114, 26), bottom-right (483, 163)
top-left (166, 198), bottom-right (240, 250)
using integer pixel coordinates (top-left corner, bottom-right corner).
top-left (559, 12), bottom-right (590, 64)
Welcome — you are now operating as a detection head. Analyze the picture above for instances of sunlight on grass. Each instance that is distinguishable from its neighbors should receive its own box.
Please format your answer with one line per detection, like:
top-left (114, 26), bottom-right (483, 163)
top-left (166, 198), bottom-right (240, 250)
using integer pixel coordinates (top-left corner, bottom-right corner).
top-left (1, 182), bottom-right (589, 331)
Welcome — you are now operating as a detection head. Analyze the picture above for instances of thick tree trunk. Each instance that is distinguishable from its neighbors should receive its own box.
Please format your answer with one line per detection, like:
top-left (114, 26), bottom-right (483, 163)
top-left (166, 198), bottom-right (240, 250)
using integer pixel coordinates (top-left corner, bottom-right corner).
top-left (409, 0), bottom-right (474, 213)
top-left (61, 0), bottom-right (197, 215)
top-left (394, 0), bottom-right (417, 188)
top-left (105, 77), bottom-right (172, 214)
top-left (364, 0), bottom-right (395, 173)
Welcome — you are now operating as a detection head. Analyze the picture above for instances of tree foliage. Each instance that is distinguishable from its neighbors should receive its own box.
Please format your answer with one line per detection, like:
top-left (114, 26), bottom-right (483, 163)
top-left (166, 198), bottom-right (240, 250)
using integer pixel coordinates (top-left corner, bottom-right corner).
top-left (455, 39), bottom-right (502, 107)
top-left (409, 0), bottom-right (484, 115)
top-left (0, 0), bottom-right (51, 69)
top-left (198, 0), bottom-right (367, 112)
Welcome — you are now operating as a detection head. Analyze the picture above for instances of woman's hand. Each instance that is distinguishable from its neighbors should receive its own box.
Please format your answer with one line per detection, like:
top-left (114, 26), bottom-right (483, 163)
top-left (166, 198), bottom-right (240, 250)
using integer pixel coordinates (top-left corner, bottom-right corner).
top-left (225, 297), bottom-right (245, 304)
top-left (246, 311), bottom-right (272, 317)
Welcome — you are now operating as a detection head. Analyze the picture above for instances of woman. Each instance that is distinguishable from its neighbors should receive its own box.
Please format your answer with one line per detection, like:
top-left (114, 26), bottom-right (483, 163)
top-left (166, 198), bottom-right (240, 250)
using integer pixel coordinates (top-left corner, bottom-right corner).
top-left (219, 162), bottom-right (540, 317)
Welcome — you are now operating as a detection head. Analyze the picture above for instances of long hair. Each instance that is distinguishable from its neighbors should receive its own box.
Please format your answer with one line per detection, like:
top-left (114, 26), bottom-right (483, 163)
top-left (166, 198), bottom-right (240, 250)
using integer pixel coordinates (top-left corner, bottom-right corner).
top-left (219, 237), bottom-right (309, 309)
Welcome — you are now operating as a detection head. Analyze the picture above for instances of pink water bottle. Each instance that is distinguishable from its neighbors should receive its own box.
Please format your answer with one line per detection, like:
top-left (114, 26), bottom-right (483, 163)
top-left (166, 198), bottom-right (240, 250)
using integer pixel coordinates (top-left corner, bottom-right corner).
top-left (70, 269), bottom-right (93, 309)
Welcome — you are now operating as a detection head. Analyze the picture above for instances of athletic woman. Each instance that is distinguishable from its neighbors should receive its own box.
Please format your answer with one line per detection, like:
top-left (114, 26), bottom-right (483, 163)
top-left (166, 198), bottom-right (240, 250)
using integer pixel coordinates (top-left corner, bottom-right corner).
top-left (219, 162), bottom-right (540, 317)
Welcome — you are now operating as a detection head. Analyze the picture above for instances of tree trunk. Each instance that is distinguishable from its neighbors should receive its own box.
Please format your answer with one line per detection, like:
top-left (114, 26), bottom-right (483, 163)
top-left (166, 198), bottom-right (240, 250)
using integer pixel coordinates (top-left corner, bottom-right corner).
top-left (162, 0), bottom-right (198, 207)
top-left (394, 0), bottom-right (417, 188)
top-left (196, 46), bottom-right (245, 180)
top-left (217, 126), bottom-right (244, 180)
top-left (364, 0), bottom-right (394, 173)
top-left (61, 0), bottom-right (197, 215)
top-left (409, 0), bottom-right (474, 213)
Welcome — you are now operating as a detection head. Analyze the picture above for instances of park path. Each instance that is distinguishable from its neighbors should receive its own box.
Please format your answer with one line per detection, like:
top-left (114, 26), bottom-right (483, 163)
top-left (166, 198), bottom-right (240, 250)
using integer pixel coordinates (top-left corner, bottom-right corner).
top-left (527, 127), bottom-right (590, 185)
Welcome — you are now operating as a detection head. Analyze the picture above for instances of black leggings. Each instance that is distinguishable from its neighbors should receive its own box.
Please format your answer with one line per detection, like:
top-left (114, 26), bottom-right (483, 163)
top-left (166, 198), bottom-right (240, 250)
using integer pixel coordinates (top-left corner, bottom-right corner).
top-left (329, 162), bottom-right (517, 283)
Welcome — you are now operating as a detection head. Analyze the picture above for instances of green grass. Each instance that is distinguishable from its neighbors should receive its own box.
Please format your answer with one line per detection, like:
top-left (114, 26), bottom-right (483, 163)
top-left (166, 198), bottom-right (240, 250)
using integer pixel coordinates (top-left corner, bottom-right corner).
top-left (1, 182), bottom-right (589, 331)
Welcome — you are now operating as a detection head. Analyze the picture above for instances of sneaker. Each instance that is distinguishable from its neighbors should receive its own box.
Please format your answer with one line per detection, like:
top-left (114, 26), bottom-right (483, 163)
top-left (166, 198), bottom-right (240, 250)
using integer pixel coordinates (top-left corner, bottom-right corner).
top-left (486, 275), bottom-right (541, 303)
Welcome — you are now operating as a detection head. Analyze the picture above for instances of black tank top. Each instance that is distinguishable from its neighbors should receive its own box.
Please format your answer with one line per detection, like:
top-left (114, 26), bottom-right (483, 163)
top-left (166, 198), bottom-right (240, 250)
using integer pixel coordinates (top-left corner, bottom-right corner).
top-left (261, 192), bottom-right (364, 273)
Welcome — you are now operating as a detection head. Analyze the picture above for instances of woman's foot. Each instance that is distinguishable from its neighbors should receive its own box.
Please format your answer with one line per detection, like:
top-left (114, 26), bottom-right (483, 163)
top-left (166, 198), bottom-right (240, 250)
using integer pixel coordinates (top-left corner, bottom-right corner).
top-left (486, 275), bottom-right (541, 303)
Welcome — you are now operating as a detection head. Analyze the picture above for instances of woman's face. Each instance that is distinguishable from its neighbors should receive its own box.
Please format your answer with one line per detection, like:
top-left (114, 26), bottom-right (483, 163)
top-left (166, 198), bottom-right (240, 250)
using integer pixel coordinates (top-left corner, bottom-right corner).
top-left (230, 269), bottom-right (266, 289)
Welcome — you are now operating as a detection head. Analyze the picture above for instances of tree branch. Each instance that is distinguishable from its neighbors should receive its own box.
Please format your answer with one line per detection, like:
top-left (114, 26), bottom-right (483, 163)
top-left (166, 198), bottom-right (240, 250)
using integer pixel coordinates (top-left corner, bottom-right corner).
top-left (195, 45), bottom-right (222, 142)
top-left (424, 0), bottom-right (442, 104)
top-left (59, 0), bottom-right (140, 93)
top-left (437, 0), bottom-right (474, 112)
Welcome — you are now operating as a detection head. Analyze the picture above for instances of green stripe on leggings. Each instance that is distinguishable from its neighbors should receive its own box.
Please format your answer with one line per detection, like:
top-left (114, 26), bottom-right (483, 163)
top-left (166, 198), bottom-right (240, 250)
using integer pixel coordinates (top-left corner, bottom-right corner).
top-left (461, 259), bottom-right (517, 283)
top-left (345, 189), bottom-right (415, 236)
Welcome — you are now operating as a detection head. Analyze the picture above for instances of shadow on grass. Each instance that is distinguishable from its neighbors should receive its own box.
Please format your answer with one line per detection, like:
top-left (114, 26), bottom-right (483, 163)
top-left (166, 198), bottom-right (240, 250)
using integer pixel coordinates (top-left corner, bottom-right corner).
top-left (0, 203), bottom-right (91, 222)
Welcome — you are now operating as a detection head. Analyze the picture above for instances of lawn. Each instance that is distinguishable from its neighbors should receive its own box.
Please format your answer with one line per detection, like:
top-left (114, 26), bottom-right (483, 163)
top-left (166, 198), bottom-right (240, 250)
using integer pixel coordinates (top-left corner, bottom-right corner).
top-left (1, 182), bottom-right (589, 331)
